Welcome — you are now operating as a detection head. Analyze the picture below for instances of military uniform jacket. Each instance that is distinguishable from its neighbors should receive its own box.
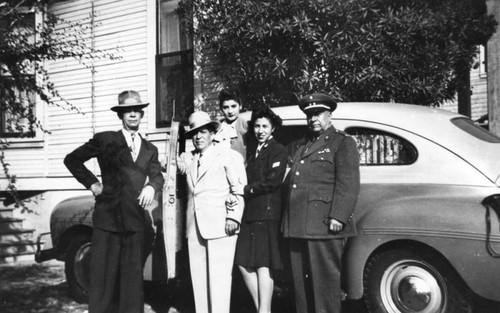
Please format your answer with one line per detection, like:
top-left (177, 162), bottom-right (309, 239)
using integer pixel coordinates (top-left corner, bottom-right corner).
top-left (64, 131), bottom-right (164, 233)
top-left (282, 126), bottom-right (360, 239)
top-left (243, 138), bottom-right (288, 222)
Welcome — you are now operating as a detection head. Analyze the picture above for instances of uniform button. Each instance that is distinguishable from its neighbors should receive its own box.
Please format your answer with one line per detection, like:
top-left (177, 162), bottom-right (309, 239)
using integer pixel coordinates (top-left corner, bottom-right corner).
top-left (300, 160), bottom-right (305, 164)
top-left (292, 184), bottom-right (297, 188)
top-left (295, 172), bottom-right (299, 176)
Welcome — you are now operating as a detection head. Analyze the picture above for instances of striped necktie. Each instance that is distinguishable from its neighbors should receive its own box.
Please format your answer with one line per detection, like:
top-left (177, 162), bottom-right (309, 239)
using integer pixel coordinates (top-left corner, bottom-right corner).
top-left (130, 133), bottom-right (138, 160)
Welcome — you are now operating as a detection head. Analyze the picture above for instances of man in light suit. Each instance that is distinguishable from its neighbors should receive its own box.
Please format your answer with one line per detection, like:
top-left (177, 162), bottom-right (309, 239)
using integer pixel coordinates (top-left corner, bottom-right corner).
top-left (179, 111), bottom-right (247, 313)
top-left (64, 90), bottom-right (164, 313)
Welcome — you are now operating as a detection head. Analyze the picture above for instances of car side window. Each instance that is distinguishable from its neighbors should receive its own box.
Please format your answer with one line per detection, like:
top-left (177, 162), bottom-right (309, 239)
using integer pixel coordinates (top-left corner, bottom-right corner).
top-left (345, 127), bottom-right (418, 165)
top-left (276, 125), bottom-right (309, 147)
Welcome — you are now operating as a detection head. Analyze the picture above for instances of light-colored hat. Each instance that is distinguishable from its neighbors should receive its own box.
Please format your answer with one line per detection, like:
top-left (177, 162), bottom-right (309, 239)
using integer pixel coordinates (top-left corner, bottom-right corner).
top-left (186, 111), bottom-right (220, 137)
top-left (111, 90), bottom-right (149, 112)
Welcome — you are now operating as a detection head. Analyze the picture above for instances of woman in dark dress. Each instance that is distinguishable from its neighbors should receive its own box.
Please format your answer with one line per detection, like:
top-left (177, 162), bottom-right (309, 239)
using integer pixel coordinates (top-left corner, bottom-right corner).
top-left (232, 107), bottom-right (288, 313)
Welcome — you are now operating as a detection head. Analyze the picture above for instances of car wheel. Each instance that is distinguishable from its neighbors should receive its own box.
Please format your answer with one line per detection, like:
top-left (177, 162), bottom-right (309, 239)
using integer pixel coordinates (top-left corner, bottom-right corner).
top-left (363, 248), bottom-right (473, 313)
top-left (65, 233), bottom-right (92, 303)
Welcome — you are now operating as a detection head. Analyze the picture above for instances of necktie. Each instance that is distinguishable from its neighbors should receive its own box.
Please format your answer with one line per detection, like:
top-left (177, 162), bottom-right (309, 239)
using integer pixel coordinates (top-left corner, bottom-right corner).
top-left (304, 137), bottom-right (317, 154)
top-left (197, 154), bottom-right (202, 179)
top-left (130, 133), bottom-right (137, 161)
top-left (255, 146), bottom-right (262, 158)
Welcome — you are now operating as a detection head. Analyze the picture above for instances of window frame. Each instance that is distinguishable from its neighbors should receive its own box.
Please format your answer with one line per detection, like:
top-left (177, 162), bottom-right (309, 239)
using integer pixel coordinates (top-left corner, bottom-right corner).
top-left (0, 7), bottom-right (43, 142)
top-left (344, 126), bottom-right (419, 166)
top-left (154, 0), bottom-right (194, 129)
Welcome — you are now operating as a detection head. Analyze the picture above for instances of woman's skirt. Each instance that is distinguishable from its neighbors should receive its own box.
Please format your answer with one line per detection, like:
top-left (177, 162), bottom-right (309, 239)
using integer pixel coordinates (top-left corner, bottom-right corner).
top-left (234, 219), bottom-right (283, 270)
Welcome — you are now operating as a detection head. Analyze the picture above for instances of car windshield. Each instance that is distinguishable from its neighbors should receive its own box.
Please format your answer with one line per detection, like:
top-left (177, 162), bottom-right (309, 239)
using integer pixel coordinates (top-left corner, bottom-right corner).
top-left (451, 118), bottom-right (500, 143)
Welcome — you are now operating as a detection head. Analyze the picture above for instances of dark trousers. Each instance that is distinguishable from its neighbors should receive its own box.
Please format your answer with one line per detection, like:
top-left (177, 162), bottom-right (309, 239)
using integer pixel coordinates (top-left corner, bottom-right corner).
top-left (89, 228), bottom-right (145, 313)
top-left (288, 238), bottom-right (344, 313)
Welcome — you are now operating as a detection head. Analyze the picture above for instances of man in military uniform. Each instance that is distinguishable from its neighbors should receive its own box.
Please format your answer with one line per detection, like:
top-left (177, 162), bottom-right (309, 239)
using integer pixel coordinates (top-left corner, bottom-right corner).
top-left (282, 93), bottom-right (360, 313)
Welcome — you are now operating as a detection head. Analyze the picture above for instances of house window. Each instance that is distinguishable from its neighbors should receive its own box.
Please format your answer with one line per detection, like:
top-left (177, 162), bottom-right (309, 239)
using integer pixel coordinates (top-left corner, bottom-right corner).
top-left (156, 0), bottom-right (193, 128)
top-left (0, 12), bottom-right (36, 138)
top-left (0, 77), bottom-right (36, 138)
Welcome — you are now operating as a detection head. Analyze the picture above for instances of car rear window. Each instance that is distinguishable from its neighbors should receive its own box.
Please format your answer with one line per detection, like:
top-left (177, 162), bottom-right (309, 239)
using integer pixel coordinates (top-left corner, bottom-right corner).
top-left (345, 127), bottom-right (418, 165)
top-left (277, 125), bottom-right (418, 165)
top-left (451, 118), bottom-right (500, 143)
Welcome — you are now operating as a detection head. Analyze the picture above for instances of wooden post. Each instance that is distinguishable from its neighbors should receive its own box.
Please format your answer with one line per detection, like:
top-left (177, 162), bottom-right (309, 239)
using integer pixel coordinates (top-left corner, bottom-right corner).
top-left (457, 60), bottom-right (472, 118)
top-left (487, 0), bottom-right (500, 136)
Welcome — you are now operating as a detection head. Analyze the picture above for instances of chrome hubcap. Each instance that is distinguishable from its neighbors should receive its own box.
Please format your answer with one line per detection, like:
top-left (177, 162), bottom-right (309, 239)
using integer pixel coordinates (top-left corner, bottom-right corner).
top-left (380, 260), bottom-right (446, 313)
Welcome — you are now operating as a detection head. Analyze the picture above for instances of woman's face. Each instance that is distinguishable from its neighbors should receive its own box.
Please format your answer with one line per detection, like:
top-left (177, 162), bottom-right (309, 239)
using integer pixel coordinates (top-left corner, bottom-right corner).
top-left (253, 117), bottom-right (275, 143)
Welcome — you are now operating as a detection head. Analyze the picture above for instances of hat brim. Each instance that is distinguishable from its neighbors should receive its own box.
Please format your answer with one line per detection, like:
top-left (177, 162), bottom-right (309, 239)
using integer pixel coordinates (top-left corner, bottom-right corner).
top-left (186, 121), bottom-right (220, 137)
top-left (301, 105), bottom-right (334, 114)
top-left (110, 103), bottom-right (149, 112)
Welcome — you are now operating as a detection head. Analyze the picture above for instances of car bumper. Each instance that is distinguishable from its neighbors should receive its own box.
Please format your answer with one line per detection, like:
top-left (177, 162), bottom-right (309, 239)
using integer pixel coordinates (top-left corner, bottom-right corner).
top-left (34, 232), bottom-right (55, 263)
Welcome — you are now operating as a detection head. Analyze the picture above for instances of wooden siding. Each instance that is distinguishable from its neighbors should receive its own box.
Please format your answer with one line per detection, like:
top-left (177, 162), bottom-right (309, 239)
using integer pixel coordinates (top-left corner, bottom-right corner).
top-left (1, 0), bottom-right (153, 187)
top-left (46, 0), bottom-right (150, 178)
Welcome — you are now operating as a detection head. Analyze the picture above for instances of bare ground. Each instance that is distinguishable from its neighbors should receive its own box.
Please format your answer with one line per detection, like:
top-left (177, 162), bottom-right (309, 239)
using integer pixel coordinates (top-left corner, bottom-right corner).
top-left (0, 261), bottom-right (88, 313)
top-left (0, 260), bottom-right (282, 313)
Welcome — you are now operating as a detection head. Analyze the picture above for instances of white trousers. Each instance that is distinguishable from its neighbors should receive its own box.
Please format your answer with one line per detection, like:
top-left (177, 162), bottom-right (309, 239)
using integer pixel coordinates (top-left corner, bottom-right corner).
top-left (188, 226), bottom-right (238, 313)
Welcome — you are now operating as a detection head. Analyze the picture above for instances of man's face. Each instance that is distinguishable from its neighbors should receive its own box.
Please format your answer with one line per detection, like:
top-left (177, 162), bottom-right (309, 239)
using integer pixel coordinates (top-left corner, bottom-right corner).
top-left (220, 100), bottom-right (241, 123)
top-left (121, 108), bottom-right (143, 131)
top-left (306, 110), bottom-right (332, 134)
top-left (192, 127), bottom-right (214, 153)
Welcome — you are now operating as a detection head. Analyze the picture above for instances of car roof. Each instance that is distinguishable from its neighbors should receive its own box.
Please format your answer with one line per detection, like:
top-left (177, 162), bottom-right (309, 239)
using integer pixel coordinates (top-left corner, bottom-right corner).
top-left (242, 102), bottom-right (500, 184)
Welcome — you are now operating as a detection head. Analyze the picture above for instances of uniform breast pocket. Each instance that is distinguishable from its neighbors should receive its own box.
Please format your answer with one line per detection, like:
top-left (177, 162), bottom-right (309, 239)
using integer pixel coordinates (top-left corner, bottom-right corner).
top-left (306, 188), bottom-right (333, 235)
top-left (310, 153), bottom-right (334, 177)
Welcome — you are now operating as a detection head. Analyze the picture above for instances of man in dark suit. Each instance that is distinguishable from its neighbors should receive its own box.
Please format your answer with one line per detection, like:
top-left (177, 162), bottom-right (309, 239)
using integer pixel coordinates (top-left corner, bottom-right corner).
top-left (64, 90), bottom-right (164, 313)
top-left (282, 93), bottom-right (360, 313)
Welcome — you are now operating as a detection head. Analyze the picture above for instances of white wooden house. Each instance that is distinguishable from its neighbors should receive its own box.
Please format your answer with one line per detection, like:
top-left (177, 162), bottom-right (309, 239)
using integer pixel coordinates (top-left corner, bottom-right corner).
top-left (0, 0), bottom-right (209, 260)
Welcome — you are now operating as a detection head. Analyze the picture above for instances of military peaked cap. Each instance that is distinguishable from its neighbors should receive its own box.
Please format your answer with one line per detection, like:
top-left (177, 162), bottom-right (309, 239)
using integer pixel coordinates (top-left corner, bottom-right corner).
top-left (298, 93), bottom-right (337, 113)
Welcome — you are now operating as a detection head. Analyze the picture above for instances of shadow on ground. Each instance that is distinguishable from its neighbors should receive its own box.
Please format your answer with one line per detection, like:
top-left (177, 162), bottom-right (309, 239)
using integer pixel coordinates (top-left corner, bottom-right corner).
top-left (2, 261), bottom-right (498, 313)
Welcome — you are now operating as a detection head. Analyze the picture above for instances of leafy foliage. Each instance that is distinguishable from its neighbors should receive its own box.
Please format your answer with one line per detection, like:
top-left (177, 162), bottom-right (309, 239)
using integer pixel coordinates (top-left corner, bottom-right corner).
top-left (179, 0), bottom-right (496, 109)
top-left (0, 0), bottom-right (118, 208)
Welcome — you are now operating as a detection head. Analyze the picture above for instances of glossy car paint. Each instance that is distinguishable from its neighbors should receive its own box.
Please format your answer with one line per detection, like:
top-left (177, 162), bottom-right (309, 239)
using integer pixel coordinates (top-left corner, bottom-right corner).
top-left (243, 102), bottom-right (500, 301)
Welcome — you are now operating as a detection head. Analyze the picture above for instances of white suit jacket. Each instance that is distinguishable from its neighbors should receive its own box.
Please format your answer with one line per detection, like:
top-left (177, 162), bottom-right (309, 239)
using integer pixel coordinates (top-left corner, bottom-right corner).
top-left (184, 144), bottom-right (247, 240)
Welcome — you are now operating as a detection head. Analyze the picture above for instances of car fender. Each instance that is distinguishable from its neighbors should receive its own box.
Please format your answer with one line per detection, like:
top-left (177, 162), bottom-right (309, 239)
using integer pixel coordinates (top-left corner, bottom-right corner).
top-left (50, 195), bottom-right (94, 252)
top-left (344, 189), bottom-right (500, 301)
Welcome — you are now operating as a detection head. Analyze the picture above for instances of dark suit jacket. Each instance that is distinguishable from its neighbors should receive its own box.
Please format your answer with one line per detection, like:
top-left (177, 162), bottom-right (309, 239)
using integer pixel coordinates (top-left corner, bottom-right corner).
top-left (282, 126), bottom-right (360, 239)
top-left (243, 138), bottom-right (288, 222)
top-left (64, 131), bottom-right (164, 232)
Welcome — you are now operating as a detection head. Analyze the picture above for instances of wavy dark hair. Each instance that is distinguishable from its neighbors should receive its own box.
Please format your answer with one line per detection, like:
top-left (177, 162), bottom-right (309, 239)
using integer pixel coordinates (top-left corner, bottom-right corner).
top-left (249, 106), bottom-right (282, 131)
top-left (218, 88), bottom-right (242, 109)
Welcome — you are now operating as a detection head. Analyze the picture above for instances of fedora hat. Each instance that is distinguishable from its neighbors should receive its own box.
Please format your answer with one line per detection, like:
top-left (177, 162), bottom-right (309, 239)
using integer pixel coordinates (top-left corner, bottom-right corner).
top-left (186, 111), bottom-right (220, 137)
top-left (111, 90), bottom-right (149, 112)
